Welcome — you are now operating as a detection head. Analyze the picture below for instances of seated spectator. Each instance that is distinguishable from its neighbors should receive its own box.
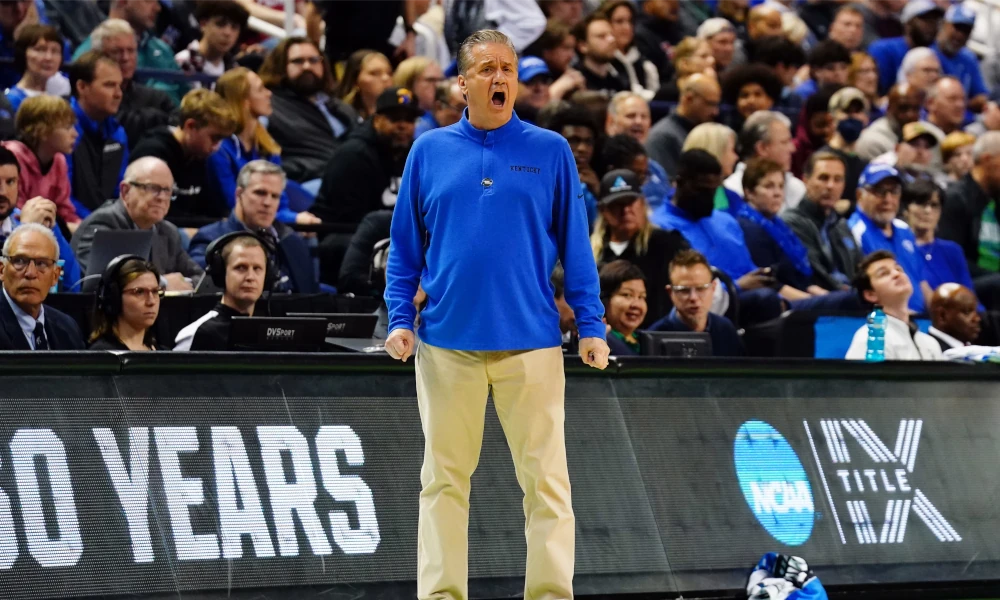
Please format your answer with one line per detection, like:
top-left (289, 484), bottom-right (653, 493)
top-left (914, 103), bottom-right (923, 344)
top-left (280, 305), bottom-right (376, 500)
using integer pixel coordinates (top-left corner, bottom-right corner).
top-left (724, 111), bottom-right (805, 211)
top-left (0, 145), bottom-right (80, 291)
top-left (175, 0), bottom-right (247, 81)
top-left (871, 121), bottom-right (945, 187)
top-left (827, 4), bottom-right (865, 53)
top-left (71, 157), bottom-right (204, 290)
top-left (416, 79), bottom-right (465, 138)
top-left (523, 18), bottom-right (577, 78)
top-left (897, 47), bottom-right (941, 94)
top-left (546, 106), bottom-right (602, 226)
top-left (174, 232), bottom-right (270, 351)
top-left (313, 87), bottom-right (420, 226)
top-left (598, 259), bottom-right (648, 355)
top-left (393, 56), bottom-right (444, 118)
top-left (697, 18), bottom-right (740, 74)
top-left (818, 87), bottom-right (871, 211)
top-left (648, 249), bottom-right (745, 357)
top-left (791, 85), bottom-right (837, 178)
top-left (929, 283), bottom-right (982, 351)
top-left (681, 122), bottom-right (742, 214)
top-left (600, 134), bottom-right (671, 212)
top-left (0, 223), bottom-right (84, 350)
top-left (925, 77), bottom-right (967, 137)
top-left (88, 256), bottom-right (162, 351)
top-left (66, 51), bottom-right (127, 219)
top-left (849, 163), bottom-right (933, 313)
top-left (719, 63), bottom-right (784, 130)
top-left (868, 0), bottom-right (943, 96)
top-left (90, 19), bottom-right (175, 152)
top-left (941, 131), bottom-right (975, 184)
top-left (337, 49), bottom-right (393, 121)
top-left (903, 177), bottom-right (996, 311)
top-left (738, 157), bottom-right (859, 309)
top-left (211, 67), bottom-right (319, 226)
top-left (189, 160), bottom-right (318, 294)
top-left (3, 96), bottom-right (80, 233)
top-left (573, 11), bottom-right (630, 96)
top-left (845, 250), bottom-right (943, 360)
top-left (130, 89), bottom-right (239, 220)
top-left (932, 4), bottom-right (988, 114)
top-left (601, 0), bottom-right (659, 99)
top-left (259, 37), bottom-right (359, 185)
top-left (754, 36), bottom-right (806, 124)
top-left (794, 39), bottom-right (851, 101)
top-left (849, 52), bottom-right (882, 121)
top-left (651, 149), bottom-right (782, 326)
top-left (6, 25), bottom-right (70, 114)
top-left (539, 0), bottom-right (583, 28)
top-left (646, 73), bottom-right (720, 179)
top-left (743, 4), bottom-right (782, 61)
top-left (653, 36), bottom-right (716, 103)
top-left (591, 168), bottom-right (688, 326)
top-left (515, 56), bottom-right (555, 123)
top-left (783, 151), bottom-right (862, 292)
top-left (73, 0), bottom-right (186, 103)
top-left (338, 209), bottom-right (392, 297)
top-left (857, 83), bottom-right (925, 162)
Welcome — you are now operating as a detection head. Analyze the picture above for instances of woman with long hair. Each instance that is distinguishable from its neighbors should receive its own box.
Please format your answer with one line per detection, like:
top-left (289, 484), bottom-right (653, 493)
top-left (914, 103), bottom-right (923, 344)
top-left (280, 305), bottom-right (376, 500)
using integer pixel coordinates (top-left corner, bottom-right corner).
top-left (89, 257), bottom-right (163, 351)
top-left (338, 50), bottom-right (393, 120)
top-left (210, 66), bottom-right (320, 225)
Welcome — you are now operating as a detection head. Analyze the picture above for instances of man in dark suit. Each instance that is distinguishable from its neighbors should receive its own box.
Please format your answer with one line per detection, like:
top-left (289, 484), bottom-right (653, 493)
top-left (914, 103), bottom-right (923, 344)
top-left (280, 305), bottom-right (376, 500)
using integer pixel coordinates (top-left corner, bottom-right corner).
top-left (188, 160), bottom-right (318, 293)
top-left (0, 223), bottom-right (84, 350)
top-left (71, 156), bottom-right (204, 290)
top-left (929, 283), bottom-right (982, 351)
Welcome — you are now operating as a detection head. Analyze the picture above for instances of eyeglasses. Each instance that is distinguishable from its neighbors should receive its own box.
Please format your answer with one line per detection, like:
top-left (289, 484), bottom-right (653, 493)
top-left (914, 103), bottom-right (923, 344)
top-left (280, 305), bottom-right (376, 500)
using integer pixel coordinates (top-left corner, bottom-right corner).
top-left (128, 181), bottom-right (175, 200)
top-left (288, 56), bottom-right (322, 66)
top-left (123, 286), bottom-right (164, 300)
top-left (2, 255), bottom-right (56, 273)
top-left (668, 282), bottom-right (713, 296)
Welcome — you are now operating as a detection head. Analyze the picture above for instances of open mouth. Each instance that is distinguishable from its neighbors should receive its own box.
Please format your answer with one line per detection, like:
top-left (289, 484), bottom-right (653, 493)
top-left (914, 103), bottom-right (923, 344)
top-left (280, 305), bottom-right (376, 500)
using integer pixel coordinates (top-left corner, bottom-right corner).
top-left (491, 90), bottom-right (506, 108)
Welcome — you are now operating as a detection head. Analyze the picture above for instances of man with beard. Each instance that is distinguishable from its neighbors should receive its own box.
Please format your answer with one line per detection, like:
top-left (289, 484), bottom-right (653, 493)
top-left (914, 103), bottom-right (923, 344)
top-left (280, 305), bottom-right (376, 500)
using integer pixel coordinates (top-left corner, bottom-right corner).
top-left (0, 146), bottom-right (81, 291)
top-left (572, 12), bottom-right (629, 96)
top-left (72, 157), bottom-right (203, 291)
top-left (857, 83), bottom-right (925, 162)
top-left (651, 149), bottom-right (782, 326)
top-left (258, 37), bottom-right (359, 186)
top-left (869, 0), bottom-right (944, 96)
top-left (848, 163), bottom-right (933, 313)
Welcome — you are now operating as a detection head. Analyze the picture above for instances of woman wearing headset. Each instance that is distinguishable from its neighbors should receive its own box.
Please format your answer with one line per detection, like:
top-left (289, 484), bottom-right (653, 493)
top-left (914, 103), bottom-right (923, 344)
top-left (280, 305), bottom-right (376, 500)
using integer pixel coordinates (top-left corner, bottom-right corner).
top-left (88, 256), bottom-right (163, 351)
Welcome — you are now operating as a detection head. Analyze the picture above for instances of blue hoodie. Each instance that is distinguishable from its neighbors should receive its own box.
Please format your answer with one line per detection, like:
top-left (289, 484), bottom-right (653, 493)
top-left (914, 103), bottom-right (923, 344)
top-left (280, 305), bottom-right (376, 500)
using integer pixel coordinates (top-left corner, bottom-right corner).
top-left (385, 111), bottom-right (604, 351)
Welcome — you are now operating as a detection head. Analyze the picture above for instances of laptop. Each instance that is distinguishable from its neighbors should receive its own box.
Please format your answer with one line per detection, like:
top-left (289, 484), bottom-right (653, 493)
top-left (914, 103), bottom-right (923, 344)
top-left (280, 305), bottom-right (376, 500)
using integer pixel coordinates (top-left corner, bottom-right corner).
top-left (286, 313), bottom-right (378, 338)
top-left (82, 230), bottom-right (155, 292)
top-left (228, 317), bottom-right (328, 352)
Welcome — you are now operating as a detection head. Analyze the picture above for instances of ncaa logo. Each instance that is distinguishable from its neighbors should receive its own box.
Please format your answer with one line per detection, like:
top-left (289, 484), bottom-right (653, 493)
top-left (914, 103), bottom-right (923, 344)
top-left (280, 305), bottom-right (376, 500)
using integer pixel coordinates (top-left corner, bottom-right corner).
top-left (734, 420), bottom-right (814, 545)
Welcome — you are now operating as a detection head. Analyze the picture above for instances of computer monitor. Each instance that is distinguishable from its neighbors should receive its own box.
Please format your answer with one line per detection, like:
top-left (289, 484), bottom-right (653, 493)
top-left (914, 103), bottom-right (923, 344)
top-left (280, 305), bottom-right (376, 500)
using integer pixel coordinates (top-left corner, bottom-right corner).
top-left (637, 331), bottom-right (713, 357)
top-left (228, 317), bottom-right (328, 352)
top-left (81, 230), bottom-right (154, 292)
top-left (285, 312), bottom-right (378, 338)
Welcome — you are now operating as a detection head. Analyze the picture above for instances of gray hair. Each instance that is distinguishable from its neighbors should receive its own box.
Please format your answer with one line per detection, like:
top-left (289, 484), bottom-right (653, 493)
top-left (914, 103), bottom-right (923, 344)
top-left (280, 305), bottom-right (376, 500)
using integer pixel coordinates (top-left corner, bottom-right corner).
top-left (738, 111), bottom-right (791, 161)
top-left (3, 223), bottom-right (59, 261)
top-left (607, 91), bottom-right (647, 117)
top-left (236, 159), bottom-right (286, 189)
top-left (896, 47), bottom-right (939, 86)
top-left (925, 76), bottom-right (965, 102)
top-left (456, 30), bottom-right (517, 77)
top-left (90, 19), bottom-right (135, 52)
top-left (972, 131), bottom-right (1000, 164)
top-left (697, 18), bottom-right (736, 40)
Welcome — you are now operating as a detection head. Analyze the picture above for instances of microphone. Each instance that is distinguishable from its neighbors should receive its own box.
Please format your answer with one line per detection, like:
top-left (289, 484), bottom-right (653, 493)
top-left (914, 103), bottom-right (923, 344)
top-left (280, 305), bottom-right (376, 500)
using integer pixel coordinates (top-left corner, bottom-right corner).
top-left (68, 273), bottom-right (103, 292)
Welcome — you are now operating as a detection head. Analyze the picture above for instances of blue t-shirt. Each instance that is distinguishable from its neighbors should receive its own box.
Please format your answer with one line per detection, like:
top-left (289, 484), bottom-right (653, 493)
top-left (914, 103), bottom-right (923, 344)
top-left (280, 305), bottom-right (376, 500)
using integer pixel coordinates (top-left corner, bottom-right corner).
top-left (848, 211), bottom-right (929, 313)
top-left (793, 78), bottom-right (818, 101)
top-left (868, 37), bottom-right (911, 95)
top-left (643, 158), bottom-right (672, 210)
top-left (932, 43), bottom-right (988, 98)
top-left (917, 237), bottom-right (985, 311)
top-left (651, 202), bottom-right (758, 280)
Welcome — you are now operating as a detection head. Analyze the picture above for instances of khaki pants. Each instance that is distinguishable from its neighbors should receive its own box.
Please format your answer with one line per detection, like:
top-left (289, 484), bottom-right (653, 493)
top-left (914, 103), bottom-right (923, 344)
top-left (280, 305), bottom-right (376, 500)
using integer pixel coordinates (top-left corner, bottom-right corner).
top-left (415, 341), bottom-right (574, 600)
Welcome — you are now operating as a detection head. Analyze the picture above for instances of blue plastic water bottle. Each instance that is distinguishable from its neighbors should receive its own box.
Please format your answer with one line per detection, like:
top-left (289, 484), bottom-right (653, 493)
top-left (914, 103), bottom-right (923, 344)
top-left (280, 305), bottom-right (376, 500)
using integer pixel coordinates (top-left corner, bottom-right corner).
top-left (866, 306), bottom-right (886, 362)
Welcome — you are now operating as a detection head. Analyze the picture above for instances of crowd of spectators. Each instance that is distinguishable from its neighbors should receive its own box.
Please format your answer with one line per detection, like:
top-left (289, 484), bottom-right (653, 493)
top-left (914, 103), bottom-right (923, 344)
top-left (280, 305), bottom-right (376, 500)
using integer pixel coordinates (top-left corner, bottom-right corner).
top-left (0, 0), bottom-right (995, 361)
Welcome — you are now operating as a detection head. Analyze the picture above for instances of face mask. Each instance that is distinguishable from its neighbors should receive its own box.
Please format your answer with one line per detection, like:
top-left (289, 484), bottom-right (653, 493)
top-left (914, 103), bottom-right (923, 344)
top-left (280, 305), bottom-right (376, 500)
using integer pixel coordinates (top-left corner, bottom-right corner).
top-left (836, 117), bottom-right (865, 144)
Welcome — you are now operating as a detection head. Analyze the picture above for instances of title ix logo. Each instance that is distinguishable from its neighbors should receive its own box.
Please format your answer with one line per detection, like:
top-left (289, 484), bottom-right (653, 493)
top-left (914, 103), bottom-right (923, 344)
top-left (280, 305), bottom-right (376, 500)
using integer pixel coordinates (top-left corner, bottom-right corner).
top-left (809, 419), bottom-right (961, 545)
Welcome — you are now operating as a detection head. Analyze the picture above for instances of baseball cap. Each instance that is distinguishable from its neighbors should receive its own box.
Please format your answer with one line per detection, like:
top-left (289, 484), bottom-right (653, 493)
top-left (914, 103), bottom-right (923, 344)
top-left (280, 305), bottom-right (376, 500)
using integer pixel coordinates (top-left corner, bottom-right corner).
top-left (901, 0), bottom-right (944, 24)
top-left (859, 163), bottom-right (903, 188)
top-left (519, 56), bottom-right (551, 83)
top-left (599, 169), bottom-right (643, 206)
top-left (945, 3), bottom-right (976, 26)
top-left (828, 87), bottom-right (870, 113)
top-left (902, 121), bottom-right (942, 146)
top-left (375, 87), bottom-right (422, 120)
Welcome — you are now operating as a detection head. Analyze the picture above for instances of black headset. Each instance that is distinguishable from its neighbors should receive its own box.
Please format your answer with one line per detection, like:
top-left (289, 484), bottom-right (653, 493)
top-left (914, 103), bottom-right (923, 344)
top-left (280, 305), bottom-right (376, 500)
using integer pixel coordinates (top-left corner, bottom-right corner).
top-left (96, 254), bottom-right (147, 319)
top-left (368, 237), bottom-right (391, 291)
top-left (204, 230), bottom-right (278, 291)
